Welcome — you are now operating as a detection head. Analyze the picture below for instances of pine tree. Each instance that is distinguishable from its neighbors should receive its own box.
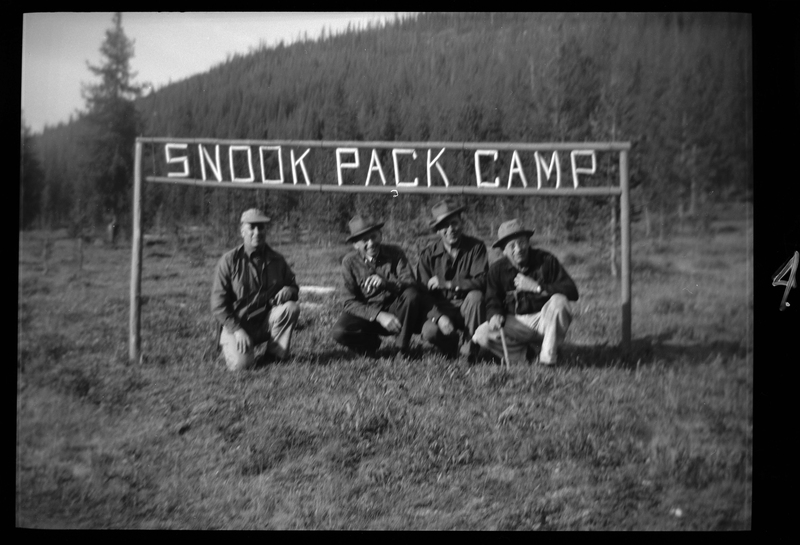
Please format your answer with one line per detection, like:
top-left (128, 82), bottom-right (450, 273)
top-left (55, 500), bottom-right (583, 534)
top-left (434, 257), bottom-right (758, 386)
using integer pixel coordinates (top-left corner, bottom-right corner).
top-left (80, 12), bottom-right (142, 232)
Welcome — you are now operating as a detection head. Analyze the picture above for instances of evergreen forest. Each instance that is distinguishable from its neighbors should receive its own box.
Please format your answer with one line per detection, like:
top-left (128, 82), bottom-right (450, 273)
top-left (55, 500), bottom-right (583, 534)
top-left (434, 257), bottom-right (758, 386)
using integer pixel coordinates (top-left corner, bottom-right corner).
top-left (22, 12), bottom-right (752, 246)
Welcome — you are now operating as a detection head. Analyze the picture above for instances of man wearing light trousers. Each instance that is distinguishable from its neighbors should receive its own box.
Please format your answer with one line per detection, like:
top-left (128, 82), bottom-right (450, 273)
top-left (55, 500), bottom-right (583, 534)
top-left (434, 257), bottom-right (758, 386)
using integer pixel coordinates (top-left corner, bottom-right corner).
top-left (472, 219), bottom-right (578, 366)
top-left (211, 208), bottom-right (300, 371)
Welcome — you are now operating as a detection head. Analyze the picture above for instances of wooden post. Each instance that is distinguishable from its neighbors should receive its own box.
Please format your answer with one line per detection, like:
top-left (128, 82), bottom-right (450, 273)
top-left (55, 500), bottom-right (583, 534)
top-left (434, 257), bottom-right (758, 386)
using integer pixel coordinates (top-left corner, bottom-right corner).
top-left (610, 121), bottom-right (618, 278)
top-left (610, 198), bottom-right (618, 277)
top-left (130, 140), bottom-right (143, 364)
top-left (620, 149), bottom-right (631, 352)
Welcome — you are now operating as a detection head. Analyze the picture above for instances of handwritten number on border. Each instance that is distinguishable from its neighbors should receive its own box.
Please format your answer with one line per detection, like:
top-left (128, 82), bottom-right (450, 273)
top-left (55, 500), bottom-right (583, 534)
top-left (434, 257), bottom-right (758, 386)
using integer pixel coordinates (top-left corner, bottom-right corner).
top-left (772, 251), bottom-right (799, 311)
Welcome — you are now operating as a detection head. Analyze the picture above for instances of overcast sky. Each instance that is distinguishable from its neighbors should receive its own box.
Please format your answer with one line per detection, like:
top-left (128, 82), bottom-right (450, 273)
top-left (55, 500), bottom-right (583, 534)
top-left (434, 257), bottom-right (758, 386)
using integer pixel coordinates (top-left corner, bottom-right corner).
top-left (21, 12), bottom-right (412, 134)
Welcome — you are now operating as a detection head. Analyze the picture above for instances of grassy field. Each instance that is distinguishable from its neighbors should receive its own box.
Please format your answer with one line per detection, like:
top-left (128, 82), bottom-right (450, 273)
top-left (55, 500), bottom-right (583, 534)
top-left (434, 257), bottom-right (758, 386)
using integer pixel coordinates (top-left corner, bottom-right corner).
top-left (17, 207), bottom-right (752, 529)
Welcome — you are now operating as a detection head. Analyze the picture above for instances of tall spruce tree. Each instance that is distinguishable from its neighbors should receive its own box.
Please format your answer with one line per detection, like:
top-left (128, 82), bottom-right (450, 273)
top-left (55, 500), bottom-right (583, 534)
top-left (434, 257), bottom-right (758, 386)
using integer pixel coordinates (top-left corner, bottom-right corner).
top-left (80, 12), bottom-right (141, 231)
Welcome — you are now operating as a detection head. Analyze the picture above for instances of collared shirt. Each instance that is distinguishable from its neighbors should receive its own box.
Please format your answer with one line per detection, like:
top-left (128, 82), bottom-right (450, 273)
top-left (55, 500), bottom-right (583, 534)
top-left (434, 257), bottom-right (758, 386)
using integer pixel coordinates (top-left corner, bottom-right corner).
top-left (210, 243), bottom-right (299, 333)
top-left (486, 248), bottom-right (579, 319)
top-left (340, 243), bottom-right (417, 321)
top-left (416, 234), bottom-right (488, 301)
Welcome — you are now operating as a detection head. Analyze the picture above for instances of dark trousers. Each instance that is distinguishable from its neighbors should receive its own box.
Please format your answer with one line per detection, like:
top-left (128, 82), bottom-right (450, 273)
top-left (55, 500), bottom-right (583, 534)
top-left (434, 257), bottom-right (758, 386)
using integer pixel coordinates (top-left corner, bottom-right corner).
top-left (331, 287), bottom-right (426, 353)
top-left (421, 290), bottom-right (485, 355)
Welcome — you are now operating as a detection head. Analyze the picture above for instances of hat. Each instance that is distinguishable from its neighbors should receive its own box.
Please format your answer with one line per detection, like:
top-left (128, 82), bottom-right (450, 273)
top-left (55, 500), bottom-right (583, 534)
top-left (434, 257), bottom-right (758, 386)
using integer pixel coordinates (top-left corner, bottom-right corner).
top-left (428, 199), bottom-right (466, 230)
top-left (492, 219), bottom-right (536, 249)
top-left (346, 215), bottom-right (385, 243)
top-left (240, 208), bottom-right (270, 224)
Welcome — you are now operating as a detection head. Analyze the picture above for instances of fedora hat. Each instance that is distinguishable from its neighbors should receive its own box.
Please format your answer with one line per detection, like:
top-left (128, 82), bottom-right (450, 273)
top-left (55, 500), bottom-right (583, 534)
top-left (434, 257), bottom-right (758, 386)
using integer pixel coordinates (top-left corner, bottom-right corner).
top-left (346, 215), bottom-right (385, 243)
top-left (240, 208), bottom-right (270, 224)
top-left (428, 199), bottom-right (466, 230)
top-left (492, 219), bottom-right (536, 249)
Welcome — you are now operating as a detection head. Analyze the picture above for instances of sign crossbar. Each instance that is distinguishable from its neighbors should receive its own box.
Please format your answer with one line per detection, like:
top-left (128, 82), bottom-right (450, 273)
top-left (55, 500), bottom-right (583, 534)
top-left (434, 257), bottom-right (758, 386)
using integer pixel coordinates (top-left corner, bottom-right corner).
top-left (143, 175), bottom-right (623, 196)
top-left (137, 136), bottom-right (631, 152)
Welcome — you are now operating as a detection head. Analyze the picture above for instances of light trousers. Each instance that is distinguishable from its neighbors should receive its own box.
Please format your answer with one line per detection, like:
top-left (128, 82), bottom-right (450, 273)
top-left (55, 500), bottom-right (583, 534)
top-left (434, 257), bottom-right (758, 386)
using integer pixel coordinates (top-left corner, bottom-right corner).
top-left (472, 294), bottom-right (571, 364)
top-left (220, 301), bottom-right (300, 371)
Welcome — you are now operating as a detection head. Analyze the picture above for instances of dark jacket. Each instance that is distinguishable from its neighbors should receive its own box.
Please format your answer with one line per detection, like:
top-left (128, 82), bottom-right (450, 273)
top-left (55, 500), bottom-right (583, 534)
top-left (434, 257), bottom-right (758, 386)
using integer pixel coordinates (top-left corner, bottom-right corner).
top-left (340, 243), bottom-right (418, 321)
top-left (210, 243), bottom-right (299, 334)
top-left (416, 234), bottom-right (488, 300)
top-left (486, 248), bottom-right (578, 319)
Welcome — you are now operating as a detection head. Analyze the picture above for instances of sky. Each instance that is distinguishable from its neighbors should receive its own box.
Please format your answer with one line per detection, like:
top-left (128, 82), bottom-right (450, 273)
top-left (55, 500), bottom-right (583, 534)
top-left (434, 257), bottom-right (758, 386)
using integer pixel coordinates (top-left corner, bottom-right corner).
top-left (21, 12), bottom-right (411, 134)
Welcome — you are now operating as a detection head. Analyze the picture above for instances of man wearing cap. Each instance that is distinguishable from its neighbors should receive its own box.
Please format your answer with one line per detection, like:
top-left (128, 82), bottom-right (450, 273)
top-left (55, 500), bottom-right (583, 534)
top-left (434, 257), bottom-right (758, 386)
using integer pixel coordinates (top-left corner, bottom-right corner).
top-left (330, 215), bottom-right (427, 357)
top-left (417, 200), bottom-right (488, 360)
top-left (472, 219), bottom-right (578, 366)
top-left (210, 208), bottom-right (301, 371)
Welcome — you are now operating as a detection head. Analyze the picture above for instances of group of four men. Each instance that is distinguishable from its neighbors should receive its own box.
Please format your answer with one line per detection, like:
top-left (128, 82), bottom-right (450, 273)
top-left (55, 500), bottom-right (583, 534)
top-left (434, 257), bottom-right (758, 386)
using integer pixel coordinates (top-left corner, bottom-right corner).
top-left (211, 202), bottom-right (578, 371)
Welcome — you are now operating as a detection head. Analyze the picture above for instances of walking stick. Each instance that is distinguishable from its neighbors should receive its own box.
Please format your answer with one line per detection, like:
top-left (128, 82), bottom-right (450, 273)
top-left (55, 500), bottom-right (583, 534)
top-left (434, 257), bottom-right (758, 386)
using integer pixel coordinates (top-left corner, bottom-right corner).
top-left (499, 326), bottom-right (511, 369)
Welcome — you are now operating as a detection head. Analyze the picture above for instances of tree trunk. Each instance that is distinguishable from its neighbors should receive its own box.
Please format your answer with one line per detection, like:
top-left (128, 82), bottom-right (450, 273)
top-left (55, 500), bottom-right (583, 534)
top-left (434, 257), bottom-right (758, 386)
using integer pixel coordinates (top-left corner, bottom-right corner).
top-left (107, 219), bottom-right (117, 246)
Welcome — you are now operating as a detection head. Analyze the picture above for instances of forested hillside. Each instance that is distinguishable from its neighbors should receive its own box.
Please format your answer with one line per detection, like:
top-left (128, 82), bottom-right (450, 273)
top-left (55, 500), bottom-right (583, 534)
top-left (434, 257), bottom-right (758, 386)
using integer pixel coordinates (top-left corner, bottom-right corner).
top-left (27, 12), bottom-right (751, 244)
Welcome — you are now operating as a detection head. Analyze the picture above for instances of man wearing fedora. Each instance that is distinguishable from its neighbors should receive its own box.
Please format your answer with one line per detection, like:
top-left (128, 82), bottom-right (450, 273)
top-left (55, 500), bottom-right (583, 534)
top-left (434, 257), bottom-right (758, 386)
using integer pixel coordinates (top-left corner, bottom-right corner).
top-left (330, 215), bottom-right (427, 357)
top-left (472, 219), bottom-right (578, 366)
top-left (211, 208), bottom-right (301, 371)
top-left (417, 200), bottom-right (488, 360)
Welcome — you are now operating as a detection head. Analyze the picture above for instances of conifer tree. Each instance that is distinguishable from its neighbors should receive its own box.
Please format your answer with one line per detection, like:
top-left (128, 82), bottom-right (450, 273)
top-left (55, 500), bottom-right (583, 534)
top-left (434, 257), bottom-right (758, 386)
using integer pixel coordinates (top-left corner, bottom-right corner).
top-left (80, 12), bottom-right (142, 231)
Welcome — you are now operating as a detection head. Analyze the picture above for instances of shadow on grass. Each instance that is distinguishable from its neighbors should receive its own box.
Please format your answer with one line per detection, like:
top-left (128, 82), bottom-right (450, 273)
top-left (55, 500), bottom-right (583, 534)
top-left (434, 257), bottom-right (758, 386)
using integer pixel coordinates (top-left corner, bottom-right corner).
top-left (283, 345), bottom-right (436, 366)
top-left (227, 332), bottom-right (749, 371)
top-left (251, 347), bottom-right (380, 368)
top-left (562, 331), bottom-right (749, 370)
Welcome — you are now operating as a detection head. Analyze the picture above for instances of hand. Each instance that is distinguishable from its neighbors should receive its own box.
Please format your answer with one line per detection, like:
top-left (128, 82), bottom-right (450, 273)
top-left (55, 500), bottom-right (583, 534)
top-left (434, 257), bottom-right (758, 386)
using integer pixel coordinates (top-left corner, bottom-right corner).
top-left (437, 314), bottom-right (455, 336)
top-left (376, 311), bottom-right (402, 334)
top-left (489, 314), bottom-right (505, 331)
top-left (427, 276), bottom-right (440, 290)
top-left (233, 328), bottom-right (252, 353)
top-left (514, 273), bottom-right (541, 293)
top-left (272, 286), bottom-right (295, 305)
top-left (363, 274), bottom-right (385, 296)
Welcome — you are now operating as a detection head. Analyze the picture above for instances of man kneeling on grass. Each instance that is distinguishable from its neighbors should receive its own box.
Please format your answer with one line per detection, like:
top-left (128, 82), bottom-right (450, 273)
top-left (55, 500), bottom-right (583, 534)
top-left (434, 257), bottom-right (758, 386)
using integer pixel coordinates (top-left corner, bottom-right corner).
top-left (472, 219), bottom-right (578, 366)
top-left (330, 215), bottom-right (427, 358)
top-left (417, 200), bottom-right (487, 361)
top-left (211, 208), bottom-right (300, 371)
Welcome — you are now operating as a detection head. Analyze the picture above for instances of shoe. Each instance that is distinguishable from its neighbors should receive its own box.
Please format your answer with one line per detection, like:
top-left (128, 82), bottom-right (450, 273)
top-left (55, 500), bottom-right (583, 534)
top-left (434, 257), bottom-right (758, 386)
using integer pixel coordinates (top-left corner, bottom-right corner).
top-left (460, 340), bottom-right (480, 364)
top-left (443, 347), bottom-right (460, 360)
top-left (397, 345), bottom-right (424, 360)
top-left (255, 353), bottom-right (275, 367)
top-left (536, 349), bottom-right (558, 366)
top-left (350, 344), bottom-right (381, 359)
